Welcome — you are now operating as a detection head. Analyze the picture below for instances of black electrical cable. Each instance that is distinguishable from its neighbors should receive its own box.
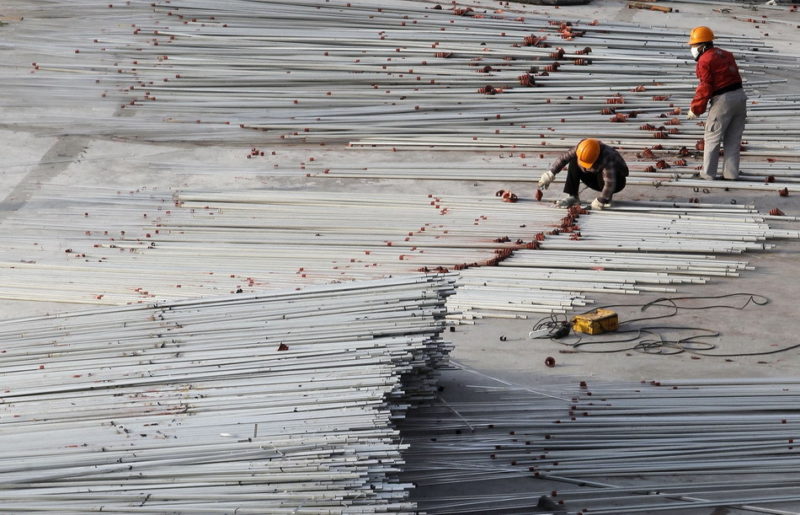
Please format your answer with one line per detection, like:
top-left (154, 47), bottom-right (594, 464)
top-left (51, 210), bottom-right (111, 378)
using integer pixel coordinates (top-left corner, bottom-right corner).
top-left (531, 293), bottom-right (792, 357)
top-left (529, 313), bottom-right (571, 338)
top-left (591, 292), bottom-right (770, 326)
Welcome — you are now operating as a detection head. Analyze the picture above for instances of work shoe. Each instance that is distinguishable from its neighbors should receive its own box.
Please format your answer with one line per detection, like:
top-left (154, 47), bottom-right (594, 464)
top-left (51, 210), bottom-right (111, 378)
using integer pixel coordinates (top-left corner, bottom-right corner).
top-left (699, 174), bottom-right (738, 181)
top-left (555, 195), bottom-right (580, 208)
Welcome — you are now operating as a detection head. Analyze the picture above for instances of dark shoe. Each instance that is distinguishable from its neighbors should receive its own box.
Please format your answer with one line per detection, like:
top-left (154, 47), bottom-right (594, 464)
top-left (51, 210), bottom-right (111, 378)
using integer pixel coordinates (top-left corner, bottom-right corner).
top-left (555, 195), bottom-right (580, 208)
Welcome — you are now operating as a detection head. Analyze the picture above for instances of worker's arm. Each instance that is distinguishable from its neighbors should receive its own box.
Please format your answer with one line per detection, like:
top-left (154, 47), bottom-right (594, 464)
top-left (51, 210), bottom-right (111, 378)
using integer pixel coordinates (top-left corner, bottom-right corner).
top-left (539, 147), bottom-right (576, 189)
top-left (597, 167), bottom-right (617, 205)
top-left (549, 148), bottom-right (577, 176)
top-left (596, 148), bottom-right (628, 205)
top-left (690, 55), bottom-right (714, 116)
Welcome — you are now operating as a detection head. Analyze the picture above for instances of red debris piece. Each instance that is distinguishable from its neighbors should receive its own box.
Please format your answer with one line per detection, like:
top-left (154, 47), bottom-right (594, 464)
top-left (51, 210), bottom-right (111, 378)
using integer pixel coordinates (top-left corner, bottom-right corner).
top-left (518, 73), bottom-right (535, 86)
top-left (501, 191), bottom-right (518, 203)
top-left (523, 35), bottom-right (549, 47)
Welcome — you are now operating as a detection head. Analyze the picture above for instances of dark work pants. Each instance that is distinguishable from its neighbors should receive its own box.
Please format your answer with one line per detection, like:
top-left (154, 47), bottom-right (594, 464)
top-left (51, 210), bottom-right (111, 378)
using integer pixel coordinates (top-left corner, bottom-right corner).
top-left (562, 159), bottom-right (627, 197)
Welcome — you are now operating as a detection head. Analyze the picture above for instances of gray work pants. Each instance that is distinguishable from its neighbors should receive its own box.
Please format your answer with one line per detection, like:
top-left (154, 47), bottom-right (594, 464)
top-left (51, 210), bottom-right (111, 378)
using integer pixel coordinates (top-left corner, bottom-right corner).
top-left (703, 88), bottom-right (747, 179)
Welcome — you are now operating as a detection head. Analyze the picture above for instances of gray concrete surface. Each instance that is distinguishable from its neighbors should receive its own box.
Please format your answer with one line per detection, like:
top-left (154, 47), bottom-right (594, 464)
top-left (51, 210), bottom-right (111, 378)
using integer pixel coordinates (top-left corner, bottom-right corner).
top-left (2, 0), bottom-right (800, 513)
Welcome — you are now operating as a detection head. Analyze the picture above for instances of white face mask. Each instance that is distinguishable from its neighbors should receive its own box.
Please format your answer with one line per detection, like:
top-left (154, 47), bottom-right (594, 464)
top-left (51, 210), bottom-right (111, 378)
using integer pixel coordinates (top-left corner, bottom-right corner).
top-left (690, 45), bottom-right (701, 60)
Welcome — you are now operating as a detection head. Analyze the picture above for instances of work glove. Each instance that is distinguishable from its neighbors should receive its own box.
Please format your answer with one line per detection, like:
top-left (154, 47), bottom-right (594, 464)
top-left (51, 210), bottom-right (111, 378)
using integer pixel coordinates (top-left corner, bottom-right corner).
top-left (591, 198), bottom-right (610, 210)
top-left (687, 109), bottom-right (697, 120)
top-left (538, 171), bottom-right (555, 190)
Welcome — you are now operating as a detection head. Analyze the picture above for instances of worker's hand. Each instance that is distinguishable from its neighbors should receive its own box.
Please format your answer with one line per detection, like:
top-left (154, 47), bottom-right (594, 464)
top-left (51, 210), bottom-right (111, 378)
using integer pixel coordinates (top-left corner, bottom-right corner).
top-left (538, 171), bottom-right (555, 190)
top-left (687, 109), bottom-right (698, 120)
top-left (591, 198), bottom-right (610, 210)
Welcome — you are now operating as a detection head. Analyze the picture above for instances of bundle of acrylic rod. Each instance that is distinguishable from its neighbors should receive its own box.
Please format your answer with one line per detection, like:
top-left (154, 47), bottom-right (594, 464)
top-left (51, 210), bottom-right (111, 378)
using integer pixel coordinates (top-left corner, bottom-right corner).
top-left (0, 275), bottom-right (455, 514)
top-left (534, 205), bottom-right (799, 254)
top-left (0, 185), bottom-right (796, 320)
top-left (0, 186), bottom-right (576, 315)
top-left (3, 0), bottom-right (798, 158)
top-left (307, 159), bottom-right (800, 195)
top-left (400, 374), bottom-right (800, 514)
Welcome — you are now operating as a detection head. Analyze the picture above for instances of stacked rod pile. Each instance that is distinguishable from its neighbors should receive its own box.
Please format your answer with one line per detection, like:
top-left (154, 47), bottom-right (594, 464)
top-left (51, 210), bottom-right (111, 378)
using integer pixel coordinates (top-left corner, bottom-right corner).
top-left (400, 377), bottom-right (800, 514)
top-left (0, 186), bottom-right (578, 315)
top-left (0, 185), bottom-right (796, 319)
top-left (535, 202), bottom-right (799, 254)
top-left (454, 199), bottom-right (798, 318)
top-left (308, 160), bottom-right (800, 194)
top-left (0, 187), bottom-right (586, 313)
top-left (0, 275), bottom-right (454, 513)
top-left (5, 0), bottom-right (798, 157)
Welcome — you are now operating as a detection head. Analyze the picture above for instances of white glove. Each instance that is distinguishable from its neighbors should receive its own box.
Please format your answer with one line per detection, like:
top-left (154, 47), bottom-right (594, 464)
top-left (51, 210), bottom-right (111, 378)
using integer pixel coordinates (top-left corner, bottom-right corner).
top-left (687, 109), bottom-right (697, 120)
top-left (538, 171), bottom-right (555, 190)
top-left (591, 198), bottom-right (610, 210)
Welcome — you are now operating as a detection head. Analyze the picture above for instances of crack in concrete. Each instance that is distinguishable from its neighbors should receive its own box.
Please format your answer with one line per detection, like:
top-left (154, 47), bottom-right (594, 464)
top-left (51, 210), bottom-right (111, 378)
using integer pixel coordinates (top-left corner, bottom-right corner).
top-left (0, 135), bottom-right (90, 219)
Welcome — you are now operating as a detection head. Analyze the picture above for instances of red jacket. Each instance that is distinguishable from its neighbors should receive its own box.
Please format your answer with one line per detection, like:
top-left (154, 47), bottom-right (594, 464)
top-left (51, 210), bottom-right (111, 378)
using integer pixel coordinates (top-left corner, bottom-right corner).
top-left (691, 47), bottom-right (742, 115)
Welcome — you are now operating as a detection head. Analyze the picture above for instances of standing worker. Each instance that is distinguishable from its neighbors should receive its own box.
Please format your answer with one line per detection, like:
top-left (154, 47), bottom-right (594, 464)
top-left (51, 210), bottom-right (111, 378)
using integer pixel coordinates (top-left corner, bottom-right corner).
top-left (538, 138), bottom-right (628, 210)
top-left (687, 26), bottom-right (747, 181)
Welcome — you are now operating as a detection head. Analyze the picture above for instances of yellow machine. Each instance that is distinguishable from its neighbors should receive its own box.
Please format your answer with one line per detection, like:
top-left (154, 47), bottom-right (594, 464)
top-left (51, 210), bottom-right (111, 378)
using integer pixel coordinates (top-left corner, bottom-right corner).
top-left (572, 308), bottom-right (619, 335)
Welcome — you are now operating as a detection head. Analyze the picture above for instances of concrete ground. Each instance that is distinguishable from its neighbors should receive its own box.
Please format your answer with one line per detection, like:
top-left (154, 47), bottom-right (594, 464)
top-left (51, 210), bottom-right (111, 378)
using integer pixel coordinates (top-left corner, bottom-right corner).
top-left (2, 0), bottom-right (800, 513)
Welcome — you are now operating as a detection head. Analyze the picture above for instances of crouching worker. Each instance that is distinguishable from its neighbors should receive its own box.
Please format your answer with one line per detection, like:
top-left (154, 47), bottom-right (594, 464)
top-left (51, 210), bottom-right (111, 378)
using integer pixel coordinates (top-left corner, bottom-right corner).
top-left (537, 138), bottom-right (628, 210)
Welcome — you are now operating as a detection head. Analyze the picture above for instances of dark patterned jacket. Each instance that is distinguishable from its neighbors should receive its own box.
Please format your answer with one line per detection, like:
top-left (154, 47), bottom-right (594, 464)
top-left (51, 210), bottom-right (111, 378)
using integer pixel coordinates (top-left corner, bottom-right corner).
top-left (549, 143), bottom-right (628, 204)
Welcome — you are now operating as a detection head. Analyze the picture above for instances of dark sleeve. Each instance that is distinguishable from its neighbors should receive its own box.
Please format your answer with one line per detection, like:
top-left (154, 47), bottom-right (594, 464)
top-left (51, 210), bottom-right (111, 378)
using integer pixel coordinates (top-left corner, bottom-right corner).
top-left (597, 150), bottom-right (626, 204)
top-left (598, 168), bottom-right (616, 204)
top-left (549, 148), bottom-right (576, 176)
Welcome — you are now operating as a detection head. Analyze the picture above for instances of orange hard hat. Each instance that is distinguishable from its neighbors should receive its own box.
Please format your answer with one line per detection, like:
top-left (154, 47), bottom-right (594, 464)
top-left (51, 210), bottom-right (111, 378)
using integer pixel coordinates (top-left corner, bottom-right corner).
top-left (688, 26), bottom-right (714, 45)
top-left (576, 138), bottom-right (601, 169)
